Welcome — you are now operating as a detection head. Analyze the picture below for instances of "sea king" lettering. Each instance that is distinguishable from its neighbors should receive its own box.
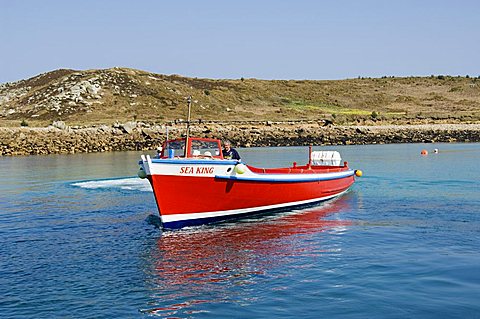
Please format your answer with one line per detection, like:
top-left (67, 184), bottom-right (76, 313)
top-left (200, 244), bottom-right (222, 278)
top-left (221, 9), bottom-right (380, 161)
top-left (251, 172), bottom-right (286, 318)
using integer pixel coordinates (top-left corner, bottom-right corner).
top-left (179, 166), bottom-right (214, 174)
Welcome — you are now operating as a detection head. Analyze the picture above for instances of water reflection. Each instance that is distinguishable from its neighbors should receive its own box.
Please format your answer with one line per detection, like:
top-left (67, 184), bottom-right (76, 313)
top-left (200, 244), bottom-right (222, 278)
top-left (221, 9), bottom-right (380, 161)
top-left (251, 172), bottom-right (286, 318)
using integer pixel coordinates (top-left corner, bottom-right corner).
top-left (142, 195), bottom-right (353, 317)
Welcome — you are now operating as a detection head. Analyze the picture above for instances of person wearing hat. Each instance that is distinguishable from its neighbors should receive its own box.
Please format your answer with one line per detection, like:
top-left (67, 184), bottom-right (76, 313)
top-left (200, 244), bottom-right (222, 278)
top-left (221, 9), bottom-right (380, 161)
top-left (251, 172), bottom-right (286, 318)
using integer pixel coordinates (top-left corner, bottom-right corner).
top-left (154, 146), bottom-right (163, 158)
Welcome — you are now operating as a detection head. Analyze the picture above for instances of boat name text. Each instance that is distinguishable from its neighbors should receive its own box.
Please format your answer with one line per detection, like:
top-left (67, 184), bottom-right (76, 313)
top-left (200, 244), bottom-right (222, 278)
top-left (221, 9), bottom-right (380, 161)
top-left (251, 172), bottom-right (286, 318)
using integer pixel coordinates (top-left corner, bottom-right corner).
top-left (179, 166), bottom-right (214, 174)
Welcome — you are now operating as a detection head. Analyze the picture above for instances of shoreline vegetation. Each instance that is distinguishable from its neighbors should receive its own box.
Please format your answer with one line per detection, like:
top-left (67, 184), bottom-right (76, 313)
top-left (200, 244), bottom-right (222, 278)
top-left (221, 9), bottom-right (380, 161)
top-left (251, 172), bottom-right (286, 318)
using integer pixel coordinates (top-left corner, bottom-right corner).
top-left (1, 121), bottom-right (479, 156)
top-left (1, 68), bottom-right (479, 155)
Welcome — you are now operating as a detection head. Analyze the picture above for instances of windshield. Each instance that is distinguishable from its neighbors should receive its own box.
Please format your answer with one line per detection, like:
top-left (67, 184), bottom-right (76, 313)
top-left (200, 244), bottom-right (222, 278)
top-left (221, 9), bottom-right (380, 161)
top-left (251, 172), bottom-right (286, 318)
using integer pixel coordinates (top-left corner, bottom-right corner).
top-left (162, 138), bottom-right (222, 158)
top-left (164, 140), bottom-right (185, 157)
top-left (191, 140), bottom-right (221, 157)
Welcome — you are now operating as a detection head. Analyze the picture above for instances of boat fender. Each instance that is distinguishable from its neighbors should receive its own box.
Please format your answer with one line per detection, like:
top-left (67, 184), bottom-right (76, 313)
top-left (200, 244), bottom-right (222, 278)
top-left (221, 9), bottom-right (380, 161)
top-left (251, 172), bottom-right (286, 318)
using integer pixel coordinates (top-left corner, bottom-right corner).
top-left (234, 163), bottom-right (246, 174)
top-left (138, 167), bottom-right (147, 179)
top-left (355, 170), bottom-right (363, 177)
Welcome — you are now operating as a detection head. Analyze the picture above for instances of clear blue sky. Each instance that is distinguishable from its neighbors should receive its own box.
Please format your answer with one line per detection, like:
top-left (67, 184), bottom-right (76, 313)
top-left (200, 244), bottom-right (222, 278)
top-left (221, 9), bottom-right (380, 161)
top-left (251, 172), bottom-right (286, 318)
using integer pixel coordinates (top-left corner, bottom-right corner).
top-left (1, 0), bottom-right (479, 83)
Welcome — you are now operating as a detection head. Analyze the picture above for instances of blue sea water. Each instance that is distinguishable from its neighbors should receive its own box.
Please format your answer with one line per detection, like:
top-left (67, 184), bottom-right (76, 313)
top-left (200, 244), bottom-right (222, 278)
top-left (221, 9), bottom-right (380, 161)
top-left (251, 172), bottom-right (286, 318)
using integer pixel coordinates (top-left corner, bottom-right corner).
top-left (0, 143), bottom-right (479, 318)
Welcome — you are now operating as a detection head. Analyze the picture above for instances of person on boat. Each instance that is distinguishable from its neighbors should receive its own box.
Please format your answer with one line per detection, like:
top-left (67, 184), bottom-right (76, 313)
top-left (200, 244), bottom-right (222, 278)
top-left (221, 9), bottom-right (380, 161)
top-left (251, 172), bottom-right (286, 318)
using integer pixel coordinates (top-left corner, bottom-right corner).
top-left (222, 140), bottom-right (241, 160)
top-left (192, 150), bottom-right (201, 157)
top-left (203, 151), bottom-right (213, 159)
top-left (154, 146), bottom-right (162, 159)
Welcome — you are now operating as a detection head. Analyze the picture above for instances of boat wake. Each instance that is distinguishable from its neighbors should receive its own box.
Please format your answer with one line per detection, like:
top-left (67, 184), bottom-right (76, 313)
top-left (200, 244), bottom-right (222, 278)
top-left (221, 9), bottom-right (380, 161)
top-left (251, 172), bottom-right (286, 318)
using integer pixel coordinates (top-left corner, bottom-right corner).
top-left (71, 177), bottom-right (152, 192)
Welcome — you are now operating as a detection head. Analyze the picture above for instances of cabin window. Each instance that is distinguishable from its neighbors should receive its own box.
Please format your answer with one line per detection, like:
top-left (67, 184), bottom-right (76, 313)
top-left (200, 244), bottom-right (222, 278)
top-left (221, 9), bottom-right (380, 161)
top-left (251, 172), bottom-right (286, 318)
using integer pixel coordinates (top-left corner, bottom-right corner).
top-left (164, 140), bottom-right (185, 157)
top-left (191, 140), bottom-right (221, 157)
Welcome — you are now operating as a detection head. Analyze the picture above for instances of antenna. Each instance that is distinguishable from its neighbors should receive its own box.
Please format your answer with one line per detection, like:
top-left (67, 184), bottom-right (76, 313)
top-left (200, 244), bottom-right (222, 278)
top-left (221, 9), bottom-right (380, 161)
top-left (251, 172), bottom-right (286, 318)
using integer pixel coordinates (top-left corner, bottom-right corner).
top-left (185, 96), bottom-right (192, 157)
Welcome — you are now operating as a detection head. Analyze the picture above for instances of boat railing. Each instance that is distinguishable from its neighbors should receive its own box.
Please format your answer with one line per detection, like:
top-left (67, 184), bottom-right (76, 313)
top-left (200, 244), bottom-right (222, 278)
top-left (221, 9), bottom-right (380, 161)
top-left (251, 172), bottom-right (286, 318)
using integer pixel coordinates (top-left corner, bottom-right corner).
top-left (246, 165), bottom-right (347, 175)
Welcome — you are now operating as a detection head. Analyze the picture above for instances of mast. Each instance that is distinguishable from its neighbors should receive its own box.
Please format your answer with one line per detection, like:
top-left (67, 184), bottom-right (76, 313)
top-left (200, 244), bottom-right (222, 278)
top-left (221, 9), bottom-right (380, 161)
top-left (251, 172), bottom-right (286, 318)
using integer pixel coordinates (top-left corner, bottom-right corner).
top-left (184, 95), bottom-right (192, 157)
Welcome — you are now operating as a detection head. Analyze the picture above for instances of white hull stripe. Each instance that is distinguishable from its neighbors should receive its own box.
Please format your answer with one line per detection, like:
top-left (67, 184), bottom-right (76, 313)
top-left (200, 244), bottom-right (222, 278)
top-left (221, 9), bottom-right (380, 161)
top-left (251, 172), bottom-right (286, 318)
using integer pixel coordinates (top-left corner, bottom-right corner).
top-left (215, 170), bottom-right (354, 183)
top-left (160, 190), bottom-right (348, 223)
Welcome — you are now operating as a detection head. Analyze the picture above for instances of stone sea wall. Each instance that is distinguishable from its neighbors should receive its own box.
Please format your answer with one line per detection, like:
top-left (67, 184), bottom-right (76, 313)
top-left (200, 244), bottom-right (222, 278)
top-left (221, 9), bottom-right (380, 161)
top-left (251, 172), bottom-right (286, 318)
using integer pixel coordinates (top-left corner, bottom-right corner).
top-left (1, 121), bottom-right (479, 156)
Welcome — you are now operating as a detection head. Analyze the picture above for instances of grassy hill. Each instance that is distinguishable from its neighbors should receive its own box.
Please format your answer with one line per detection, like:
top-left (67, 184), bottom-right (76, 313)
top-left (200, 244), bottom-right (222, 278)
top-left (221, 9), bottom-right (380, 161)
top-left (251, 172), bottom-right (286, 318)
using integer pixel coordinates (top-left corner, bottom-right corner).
top-left (1, 68), bottom-right (479, 127)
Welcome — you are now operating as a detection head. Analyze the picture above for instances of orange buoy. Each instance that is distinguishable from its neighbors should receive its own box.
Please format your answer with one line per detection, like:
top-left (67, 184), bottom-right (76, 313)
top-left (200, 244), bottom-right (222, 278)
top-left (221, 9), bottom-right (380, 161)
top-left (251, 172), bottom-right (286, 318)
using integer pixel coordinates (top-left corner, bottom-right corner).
top-left (421, 149), bottom-right (428, 155)
top-left (355, 170), bottom-right (363, 177)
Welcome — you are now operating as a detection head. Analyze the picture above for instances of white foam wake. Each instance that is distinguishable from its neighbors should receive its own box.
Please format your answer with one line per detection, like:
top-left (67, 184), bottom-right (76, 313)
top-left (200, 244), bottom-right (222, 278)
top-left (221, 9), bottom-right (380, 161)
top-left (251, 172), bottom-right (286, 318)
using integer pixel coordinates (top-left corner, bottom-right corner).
top-left (72, 177), bottom-right (152, 192)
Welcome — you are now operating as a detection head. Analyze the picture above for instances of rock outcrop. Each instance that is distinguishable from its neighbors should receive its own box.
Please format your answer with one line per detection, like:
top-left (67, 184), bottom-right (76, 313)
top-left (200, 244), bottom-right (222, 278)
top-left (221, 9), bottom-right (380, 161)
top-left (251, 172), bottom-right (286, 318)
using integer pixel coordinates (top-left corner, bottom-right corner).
top-left (1, 122), bottom-right (479, 156)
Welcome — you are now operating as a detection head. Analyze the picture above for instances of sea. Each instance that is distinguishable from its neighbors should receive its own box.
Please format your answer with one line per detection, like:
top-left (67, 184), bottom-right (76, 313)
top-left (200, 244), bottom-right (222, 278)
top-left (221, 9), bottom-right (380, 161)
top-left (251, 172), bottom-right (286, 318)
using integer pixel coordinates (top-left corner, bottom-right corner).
top-left (1, 143), bottom-right (479, 319)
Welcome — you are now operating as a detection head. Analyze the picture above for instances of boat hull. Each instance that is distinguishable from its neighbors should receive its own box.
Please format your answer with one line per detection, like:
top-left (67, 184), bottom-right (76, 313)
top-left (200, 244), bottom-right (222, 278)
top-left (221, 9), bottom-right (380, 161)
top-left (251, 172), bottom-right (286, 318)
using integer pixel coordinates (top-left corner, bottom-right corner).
top-left (141, 157), bottom-right (355, 229)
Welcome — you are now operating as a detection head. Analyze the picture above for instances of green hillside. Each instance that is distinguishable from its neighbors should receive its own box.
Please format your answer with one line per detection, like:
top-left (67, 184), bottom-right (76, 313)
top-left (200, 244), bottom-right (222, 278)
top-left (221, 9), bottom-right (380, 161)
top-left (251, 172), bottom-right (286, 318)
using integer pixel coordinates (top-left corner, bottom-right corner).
top-left (1, 68), bottom-right (479, 127)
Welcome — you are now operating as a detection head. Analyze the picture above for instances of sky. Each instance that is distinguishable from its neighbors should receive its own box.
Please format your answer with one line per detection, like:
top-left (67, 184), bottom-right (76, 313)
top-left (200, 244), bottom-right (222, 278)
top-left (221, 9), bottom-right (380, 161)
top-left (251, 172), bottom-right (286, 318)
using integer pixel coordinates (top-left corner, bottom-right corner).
top-left (1, 0), bottom-right (479, 83)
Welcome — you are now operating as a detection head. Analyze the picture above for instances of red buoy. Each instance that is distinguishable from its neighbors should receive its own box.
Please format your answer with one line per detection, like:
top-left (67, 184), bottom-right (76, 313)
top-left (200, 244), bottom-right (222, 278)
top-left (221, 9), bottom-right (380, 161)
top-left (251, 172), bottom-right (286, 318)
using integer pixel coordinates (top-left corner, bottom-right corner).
top-left (421, 149), bottom-right (428, 155)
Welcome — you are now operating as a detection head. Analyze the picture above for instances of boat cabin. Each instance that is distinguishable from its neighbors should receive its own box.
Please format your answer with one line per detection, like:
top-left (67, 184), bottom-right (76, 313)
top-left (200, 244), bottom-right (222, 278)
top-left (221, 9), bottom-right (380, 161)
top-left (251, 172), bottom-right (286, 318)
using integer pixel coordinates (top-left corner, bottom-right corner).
top-left (160, 137), bottom-right (224, 159)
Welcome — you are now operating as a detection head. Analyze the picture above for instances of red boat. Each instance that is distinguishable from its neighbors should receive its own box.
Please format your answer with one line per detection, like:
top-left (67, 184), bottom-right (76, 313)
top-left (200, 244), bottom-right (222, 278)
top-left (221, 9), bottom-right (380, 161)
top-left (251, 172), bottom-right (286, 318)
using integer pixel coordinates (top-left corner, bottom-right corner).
top-left (138, 136), bottom-right (360, 229)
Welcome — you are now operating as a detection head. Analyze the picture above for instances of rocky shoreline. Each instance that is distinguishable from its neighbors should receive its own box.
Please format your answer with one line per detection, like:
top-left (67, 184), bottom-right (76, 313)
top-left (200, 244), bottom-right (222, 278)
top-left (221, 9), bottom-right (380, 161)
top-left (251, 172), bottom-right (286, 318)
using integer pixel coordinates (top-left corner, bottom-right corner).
top-left (1, 122), bottom-right (480, 156)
